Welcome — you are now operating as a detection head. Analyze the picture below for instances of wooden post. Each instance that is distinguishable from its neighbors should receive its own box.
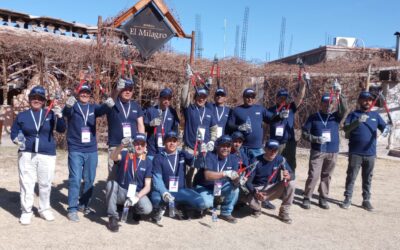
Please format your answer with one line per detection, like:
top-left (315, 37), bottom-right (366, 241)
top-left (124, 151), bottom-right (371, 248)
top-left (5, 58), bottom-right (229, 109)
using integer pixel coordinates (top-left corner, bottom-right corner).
top-left (366, 64), bottom-right (372, 91)
top-left (95, 15), bottom-right (103, 102)
top-left (190, 31), bottom-right (195, 65)
top-left (2, 59), bottom-right (7, 105)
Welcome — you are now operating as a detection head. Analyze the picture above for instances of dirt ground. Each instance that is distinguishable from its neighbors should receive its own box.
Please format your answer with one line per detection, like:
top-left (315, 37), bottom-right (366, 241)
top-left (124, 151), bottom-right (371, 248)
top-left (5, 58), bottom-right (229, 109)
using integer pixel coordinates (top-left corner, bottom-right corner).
top-left (0, 145), bottom-right (399, 250)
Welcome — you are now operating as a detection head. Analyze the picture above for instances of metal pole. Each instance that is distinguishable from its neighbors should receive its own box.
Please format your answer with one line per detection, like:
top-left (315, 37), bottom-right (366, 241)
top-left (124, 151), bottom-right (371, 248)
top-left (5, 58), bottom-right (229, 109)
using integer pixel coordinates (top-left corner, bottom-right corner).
top-left (394, 32), bottom-right (400, 61)
top-left (190, 31), bottom-right (195, 65)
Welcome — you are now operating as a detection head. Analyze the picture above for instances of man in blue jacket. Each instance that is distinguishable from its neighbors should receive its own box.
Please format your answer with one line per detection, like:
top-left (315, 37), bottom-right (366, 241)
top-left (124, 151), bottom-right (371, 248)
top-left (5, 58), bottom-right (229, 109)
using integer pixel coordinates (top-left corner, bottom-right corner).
top-left (151, 131), bottom-right (206, 224)
top-left (105, 78), bottom-right (145, 180)
top-left (193, 135), bottom-right (240, 223)
top-left (302, 89), bottom-right (347, 209)
top-left (144, 88), bottom-right (180, 160)
top-left (11, 85), bottom-right (66, 225)
top-left (63, 83), bottom-right (114, 222)
top-left (245, 140), bottom-right (295, 224)
top-left (341, 91), bottom-right (389, 211)
top-left (266, 74), bottom-right (307, 173)
top-left (207, 88), bottom-right (230, 138)
top-left (106, 133), bottom-right (153, 232)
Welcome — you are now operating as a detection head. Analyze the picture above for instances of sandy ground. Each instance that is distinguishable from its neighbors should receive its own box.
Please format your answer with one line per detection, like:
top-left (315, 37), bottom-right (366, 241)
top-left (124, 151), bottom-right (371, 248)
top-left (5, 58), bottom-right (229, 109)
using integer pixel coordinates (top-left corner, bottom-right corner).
top-left (0, 144), bottom-right (399, 250)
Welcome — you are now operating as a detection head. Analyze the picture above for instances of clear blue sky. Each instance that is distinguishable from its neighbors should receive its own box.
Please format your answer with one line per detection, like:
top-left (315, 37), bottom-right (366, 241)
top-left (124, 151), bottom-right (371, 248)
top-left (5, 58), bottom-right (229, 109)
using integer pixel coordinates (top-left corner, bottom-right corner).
top-left (1, 0), bottom-right (399, 61)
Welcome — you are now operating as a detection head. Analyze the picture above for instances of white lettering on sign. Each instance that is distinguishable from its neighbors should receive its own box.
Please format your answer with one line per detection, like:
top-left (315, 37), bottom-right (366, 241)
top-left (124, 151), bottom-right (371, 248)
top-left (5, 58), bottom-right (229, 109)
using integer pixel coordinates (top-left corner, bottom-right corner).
top-left (129, 27), bottom-right (168, 40)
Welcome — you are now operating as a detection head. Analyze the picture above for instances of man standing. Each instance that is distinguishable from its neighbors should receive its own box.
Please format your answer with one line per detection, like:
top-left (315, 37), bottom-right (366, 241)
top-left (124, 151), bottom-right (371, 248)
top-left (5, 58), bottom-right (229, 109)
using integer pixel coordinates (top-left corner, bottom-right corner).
top-left (227, 88), bottom-right (273, 161)
top-left (341, 91), bottom-right (389, 211)
top-left (244, 140), bottom-right (295, 224)
top-left (144, 88), bottom-right (180, 160)
top-left (301, 87), bottom-right (347, 209)
top-left (105, 78), bottom-right (145, 180)
top-left (181, 87), bottom-right (218, 187)
top-left (63, 84), bottom-right (114, 221)
top-left (151, 131), bottom-right (206, 224)
top-left (106, 133), bottom-right (153, 232)
top-left (193, 135), bottom-right (240, 223)
top-left (207, 88), bottom-right (230, 138)
top-left (267, 74), bottom-right (307, 173)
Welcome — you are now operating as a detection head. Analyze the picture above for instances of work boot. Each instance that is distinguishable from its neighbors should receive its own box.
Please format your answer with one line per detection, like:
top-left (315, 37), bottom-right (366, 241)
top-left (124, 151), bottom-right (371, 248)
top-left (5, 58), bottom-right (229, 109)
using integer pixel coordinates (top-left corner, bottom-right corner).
top-left (340, 197), bottom-right (352, 209)
top-left (261, 200), bottom-right (276, 210)
top-left (151, 208), bottom-right (165, 226)
top-left (132, 213), bottom-right (141, 224)
top-left (108, 217), bottom-right (119, 232)
top-left (219, 214), bottom-right (237, 224)
top-left (302, 198), bottom-right (311, 209)
top-left (251, 210), bottom-right (262, 218)
top-left (319, 198), bottom-right (330, 210)
top-left (278, 207), bottom-right (292, 224)
top-left (362, 200), bottom-right (374, 212)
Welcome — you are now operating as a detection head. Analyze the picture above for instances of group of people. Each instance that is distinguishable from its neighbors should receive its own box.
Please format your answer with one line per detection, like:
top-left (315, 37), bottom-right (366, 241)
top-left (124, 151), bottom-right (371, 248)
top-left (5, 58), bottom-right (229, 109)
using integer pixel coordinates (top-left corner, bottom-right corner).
top-left (10, 71), bottom-right (391, 232)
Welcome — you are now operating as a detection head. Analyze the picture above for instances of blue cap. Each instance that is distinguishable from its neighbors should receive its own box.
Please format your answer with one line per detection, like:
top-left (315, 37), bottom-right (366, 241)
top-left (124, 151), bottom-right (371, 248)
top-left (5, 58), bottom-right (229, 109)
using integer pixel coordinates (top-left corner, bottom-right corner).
top-left (359, 91), bottom-right (373, 99)
top-left (195, 88), bottom-right (209, 97)
top-left (216, 135), bottom-right (232, 147)
top-left (231, 131), bottom-right (245, 141)
top-left (160, 88), bottom-right (173, 98)
top-left (265, 139), bottom-right (280, 150)
top-left (321, 93), bottom-right (331, 102)
top-left (276, 89), bottom-right (289, 98)
top-left (243, 88), bottom-right (256, 97)
top-left (29, 86), bottom-right (46, 99)
top-left (134, 133), bottom-right (147, 142)
top-left (164, 131), bottom-right (179, 141)
top-left (123, 79), bottom-right (134, 89)
top-left (79, 84), bottom-right (92, 93)
top-left (215, 88), bottom-right (227, 96)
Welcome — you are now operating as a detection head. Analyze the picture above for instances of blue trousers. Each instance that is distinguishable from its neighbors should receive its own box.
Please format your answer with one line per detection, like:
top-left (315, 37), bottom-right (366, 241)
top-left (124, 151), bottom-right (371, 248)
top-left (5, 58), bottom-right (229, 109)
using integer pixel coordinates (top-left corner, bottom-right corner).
top-left (67, 151), bottom-right (98, 213)
top-left (195, 182), bottom-right (239, 216)
top-left (151, 188), bottom-right (206, 211)
top-left (243, 147), bottom-right (264, 163)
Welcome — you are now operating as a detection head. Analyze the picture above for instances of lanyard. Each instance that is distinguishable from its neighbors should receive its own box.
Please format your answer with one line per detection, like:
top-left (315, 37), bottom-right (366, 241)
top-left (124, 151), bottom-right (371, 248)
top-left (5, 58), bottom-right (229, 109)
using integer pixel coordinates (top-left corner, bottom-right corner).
top-left (317, 112), bottom-right (331, 127)
top-left (77, 103), bottom-right (90, 126)
top-left (196, 106), bottom-right (206, 125)
top-left (119, 99), bottom-right (131, 121)
top-left (217, 157), bottom-right (228, 172)
top-left (166, 152), bottom-right (178, 174)
top-left (30, 109), bottom-right (43, 134)
top-left (215, 105), bottom-right (225, 122)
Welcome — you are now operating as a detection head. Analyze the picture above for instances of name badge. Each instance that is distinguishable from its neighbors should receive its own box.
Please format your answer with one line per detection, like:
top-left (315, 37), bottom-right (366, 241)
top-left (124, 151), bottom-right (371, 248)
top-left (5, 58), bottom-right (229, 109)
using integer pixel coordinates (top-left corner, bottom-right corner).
top-left (217, 126), bottom-right (223, 138)
top-left (81, 127), bottom-right (91, 143)
top-left (122, 123), bottom-right (131, 138)
top-left (169, 176), bottom-right (179, 193)
top-left (275, 125), bottom-right (284, 137)
top-left (127, 184), bottom-right (137, 198)
top-left (322, 129), bottom-right (331, 142)
top-left (157, 133), bottom-right (164, 148)
top-left (198, 127), bottom-right (206, 141)
top-left (213, 181), bottom-right (222, 196)
top-left (34, 136), bottom-right (39, 153)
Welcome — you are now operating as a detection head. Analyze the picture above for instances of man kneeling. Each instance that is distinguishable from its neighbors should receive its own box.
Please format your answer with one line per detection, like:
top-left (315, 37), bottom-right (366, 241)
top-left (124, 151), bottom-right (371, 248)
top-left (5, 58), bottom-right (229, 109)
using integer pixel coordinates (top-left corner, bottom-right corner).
top-left (106, 133), bottom-right (153, 232)
top-left (244, 139), bottom-right (295, 224)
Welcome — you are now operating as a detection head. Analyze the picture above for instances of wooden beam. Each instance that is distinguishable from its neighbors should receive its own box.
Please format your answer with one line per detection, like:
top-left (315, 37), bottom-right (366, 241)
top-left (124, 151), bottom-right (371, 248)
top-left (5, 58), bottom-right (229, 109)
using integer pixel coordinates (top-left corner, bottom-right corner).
top-left (113, 0), bottom-right (151, 28)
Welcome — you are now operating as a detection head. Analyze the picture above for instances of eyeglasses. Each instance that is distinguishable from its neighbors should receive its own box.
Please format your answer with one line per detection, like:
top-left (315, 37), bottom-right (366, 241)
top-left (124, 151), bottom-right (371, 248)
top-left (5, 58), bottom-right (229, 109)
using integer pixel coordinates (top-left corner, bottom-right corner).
top-left (122, 88), bottom-right (134, 92)
top-left (134, 142), bottom-right (146, 147)
top-left (244, 95), bottom-right (256, 99)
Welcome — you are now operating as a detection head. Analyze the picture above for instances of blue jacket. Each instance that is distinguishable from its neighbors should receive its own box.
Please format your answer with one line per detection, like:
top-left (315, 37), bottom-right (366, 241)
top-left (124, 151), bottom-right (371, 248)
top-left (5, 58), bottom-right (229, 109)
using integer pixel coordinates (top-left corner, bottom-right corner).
top-left (227, 104), bottom-right (273, 148)
top-left (246, 154), bottom-right (294, 193)
top-left (144, 105), bottom-right (179, 156)
top-left (183, 104), bottom-right (217, 149)
top-left (194, 152), bottom-right (239, 190)
top-left (345, 110), bottom-right (386, 156)
top-left (152, 150), bottom-right (193, 194)
top-left (207, 102), bottom-right (230, 136)
top-left (63, 102), bottom-right (108, 153)
top-left (11, 108), bottom-right (66, 156)
top-left (267, 102), bottom-right (297, 143)
top-left (105, 98), bottom-right (144, 147)
top-left (116, 151), bottom-right (152, 191)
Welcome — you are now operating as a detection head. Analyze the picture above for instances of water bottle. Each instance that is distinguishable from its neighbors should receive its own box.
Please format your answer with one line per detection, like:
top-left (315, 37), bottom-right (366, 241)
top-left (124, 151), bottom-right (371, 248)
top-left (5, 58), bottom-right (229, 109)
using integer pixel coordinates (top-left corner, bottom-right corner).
top-left (212, 208), bottom-right (218, 222)
top-left (382, 125), bottom-right (391, 137)
top-left (17, 130), bottom-right (26, 150)
top-left (168, 201), bottom-right (175, 218)
top-left (121, 206), bottom-right (129, 222)
top-left (246, 116), bottom-right (252, 134)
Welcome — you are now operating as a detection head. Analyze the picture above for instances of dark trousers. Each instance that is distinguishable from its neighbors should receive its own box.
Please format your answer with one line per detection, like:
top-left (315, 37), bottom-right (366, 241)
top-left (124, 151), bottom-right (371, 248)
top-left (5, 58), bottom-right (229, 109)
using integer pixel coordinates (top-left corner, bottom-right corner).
top-left (279, 140), bottom-right (297, 172)
top-left (344, 154), bottom-right (375, 200)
